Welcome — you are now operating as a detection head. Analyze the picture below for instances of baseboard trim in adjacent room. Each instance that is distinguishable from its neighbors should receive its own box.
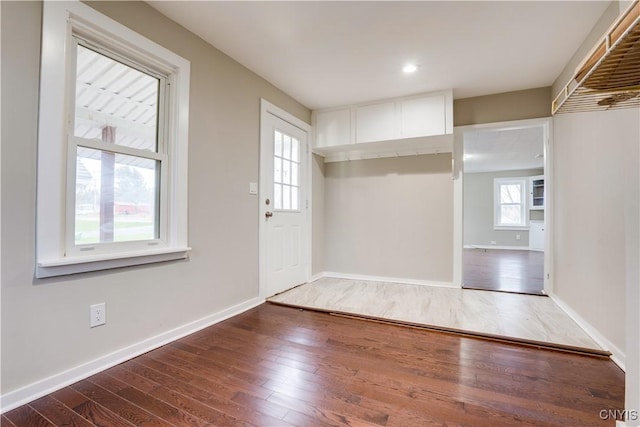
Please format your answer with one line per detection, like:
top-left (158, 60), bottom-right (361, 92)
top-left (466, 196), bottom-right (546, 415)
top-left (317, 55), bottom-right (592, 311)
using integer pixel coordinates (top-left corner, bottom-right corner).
top-left (316, 271), bottom-right (458, 289)
top-left (549, 293), bottom-right (626, 371)
top-left (0, 296), bottom-right (264, 414)
top-left (464, 244), bottom-right (532, 251)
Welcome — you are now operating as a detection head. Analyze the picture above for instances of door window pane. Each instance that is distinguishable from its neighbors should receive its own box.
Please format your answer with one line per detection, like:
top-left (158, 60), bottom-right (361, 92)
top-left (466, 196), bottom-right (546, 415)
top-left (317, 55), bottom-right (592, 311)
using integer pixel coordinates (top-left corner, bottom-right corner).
top-left (273, 130), bottom-right (301, 211)
top-left (274, 183), bottom-right (282, 210)
top-left (283, 134), bottom-right (291, 160)
top-left (75, 146), bottom-right (158, 244)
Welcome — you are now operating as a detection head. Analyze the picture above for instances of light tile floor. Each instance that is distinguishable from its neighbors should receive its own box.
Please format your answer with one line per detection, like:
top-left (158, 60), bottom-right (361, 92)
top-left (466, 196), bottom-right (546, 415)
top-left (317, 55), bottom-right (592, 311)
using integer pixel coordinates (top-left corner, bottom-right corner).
top-left (268, 277), bottom-right (603, 353)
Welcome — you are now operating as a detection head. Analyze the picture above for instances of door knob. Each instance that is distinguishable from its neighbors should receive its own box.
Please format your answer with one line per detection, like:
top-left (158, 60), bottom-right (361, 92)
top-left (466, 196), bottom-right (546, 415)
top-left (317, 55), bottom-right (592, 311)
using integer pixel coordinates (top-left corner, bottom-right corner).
top-left (265, 211), bottom-right (273, 218)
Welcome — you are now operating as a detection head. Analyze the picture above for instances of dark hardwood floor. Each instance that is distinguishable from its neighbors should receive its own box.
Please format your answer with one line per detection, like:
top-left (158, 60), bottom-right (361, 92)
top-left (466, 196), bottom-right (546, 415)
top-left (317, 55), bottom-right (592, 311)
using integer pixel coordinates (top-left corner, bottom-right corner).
top-left (463, 248), bottom-right (545, 295)
top-left (3, 303), bottom-right (624, 426)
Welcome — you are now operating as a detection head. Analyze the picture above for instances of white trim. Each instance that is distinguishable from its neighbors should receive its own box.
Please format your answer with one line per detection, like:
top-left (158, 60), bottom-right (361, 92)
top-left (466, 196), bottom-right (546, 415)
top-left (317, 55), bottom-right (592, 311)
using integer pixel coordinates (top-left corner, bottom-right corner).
top-left (309, 272), bottom-right (325, 283)
top-left (36, 247), bottom-right (191, 278)
top-left (493, 177), bottom-right (528, 228)
top-left (315, 271), bottom-right (457, 289)
top-left (456, 117), bottom-right (554, 295)
top-left (258, 99), bottom-right (312, 299)
top-left (464, 244), bottom-right (532, 251)
top-left (452, 130), bottom-right (463, 287)
top-left (36, 1), bottom-right (190, 278)
top-left (0, 297), bottom-right (264, 414)
top-left (549, 292), bottom-right (625, 371)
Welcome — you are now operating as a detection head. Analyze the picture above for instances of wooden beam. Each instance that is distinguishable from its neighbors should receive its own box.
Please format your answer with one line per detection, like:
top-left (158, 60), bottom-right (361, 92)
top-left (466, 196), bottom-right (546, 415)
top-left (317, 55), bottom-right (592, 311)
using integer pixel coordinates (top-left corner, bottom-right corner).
top-left (100, 126), bottom-right (115, 242)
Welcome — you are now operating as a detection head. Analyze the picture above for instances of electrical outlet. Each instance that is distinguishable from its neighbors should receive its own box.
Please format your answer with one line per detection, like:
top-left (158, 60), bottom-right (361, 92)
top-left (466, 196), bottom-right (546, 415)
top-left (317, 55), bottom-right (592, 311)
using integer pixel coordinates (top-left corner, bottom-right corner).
top-left (516, 234), bottom-right (521, 240)
top-left (90, 303), bottom-right (106, 328)
top-left (490, 241), bottom-right (497, 245)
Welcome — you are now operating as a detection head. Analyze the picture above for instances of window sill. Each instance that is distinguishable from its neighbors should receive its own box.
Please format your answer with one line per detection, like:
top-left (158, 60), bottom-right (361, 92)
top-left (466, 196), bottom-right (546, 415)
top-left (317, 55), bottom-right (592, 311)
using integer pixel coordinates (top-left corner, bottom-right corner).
top-left (36, 247), bottom-right (191, 278)
top-left (494, 226), bottom-right (530, 231)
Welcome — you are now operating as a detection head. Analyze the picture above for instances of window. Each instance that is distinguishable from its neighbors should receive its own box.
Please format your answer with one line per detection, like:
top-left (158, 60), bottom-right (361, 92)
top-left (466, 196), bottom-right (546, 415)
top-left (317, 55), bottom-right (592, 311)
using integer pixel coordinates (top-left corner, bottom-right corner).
top-left (494, 178), bottom-right (528, 229)
top-left (36, 2), bottom-right (190, 278)
top-left (273, 130), bottom-right (300, 211)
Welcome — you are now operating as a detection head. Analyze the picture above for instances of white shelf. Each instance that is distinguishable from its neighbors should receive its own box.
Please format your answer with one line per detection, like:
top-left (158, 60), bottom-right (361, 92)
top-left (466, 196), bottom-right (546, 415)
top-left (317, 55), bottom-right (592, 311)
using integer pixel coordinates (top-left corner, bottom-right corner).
top-left (313, 133), bottom-right (453, 163)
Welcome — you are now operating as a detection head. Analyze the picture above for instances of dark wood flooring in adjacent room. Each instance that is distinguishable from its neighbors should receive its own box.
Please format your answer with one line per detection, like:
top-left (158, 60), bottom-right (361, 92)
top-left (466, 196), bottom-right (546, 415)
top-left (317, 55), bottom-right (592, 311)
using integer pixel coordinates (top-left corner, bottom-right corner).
top-left (463, 248), bottom-right (545, 295)
top-left (3, 303), bottom-right (624, 426)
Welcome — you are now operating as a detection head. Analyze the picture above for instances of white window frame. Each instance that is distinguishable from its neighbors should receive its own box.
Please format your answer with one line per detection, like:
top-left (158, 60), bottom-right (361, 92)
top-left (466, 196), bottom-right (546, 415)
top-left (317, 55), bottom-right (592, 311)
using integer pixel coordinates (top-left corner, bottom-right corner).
top-left (36, 1), bottom-right (190, 278)
top-left (493, 178), bottom-right (529, 230)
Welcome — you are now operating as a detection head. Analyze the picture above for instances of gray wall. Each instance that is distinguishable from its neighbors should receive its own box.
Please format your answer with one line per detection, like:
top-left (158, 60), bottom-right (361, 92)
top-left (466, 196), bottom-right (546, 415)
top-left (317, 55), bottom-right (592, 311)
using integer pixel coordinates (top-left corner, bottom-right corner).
top-left (323, 154), bottom-right (453, 282)
top-left (464, 169), bottom-right (544, 248)
top-left (454, 87), bottom-right (551, 127)
top-left (551, 1), bottom-right (620, 99)
top-left (1, 1), bottom-right (310, 394)
top-left (553, 108), bottom-right (638, 360)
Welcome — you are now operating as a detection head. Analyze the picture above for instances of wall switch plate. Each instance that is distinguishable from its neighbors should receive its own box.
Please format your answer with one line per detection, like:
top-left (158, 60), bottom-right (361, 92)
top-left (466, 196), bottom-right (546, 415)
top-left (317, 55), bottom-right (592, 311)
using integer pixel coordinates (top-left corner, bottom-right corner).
top-left (516, 234), bottom-right (521, 240)
top-left (249, 182), bottom-right (258, 195)
top-left (90, 303), bottom-right (106, 328)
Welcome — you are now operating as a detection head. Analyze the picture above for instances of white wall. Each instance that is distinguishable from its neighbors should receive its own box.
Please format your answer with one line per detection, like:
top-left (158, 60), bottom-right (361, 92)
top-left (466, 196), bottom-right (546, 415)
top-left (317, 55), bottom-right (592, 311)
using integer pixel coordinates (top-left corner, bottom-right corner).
top-left (553, 108), bottom-right (639, 360)
top-left (323, 154), bottom-right (453, 283)
top-left (312, 154), bottom-right (325, 275)
top-left (1, 0), bottom-right (310, 400)
top-left (464, 169), bottom-right (543, 248)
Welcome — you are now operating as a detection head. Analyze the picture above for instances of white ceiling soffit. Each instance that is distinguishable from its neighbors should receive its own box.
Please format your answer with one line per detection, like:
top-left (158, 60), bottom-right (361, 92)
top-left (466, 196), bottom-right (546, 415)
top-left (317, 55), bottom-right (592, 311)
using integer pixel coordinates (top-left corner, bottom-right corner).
top-left (463, 126), bottom-right (544, 174)
top-left (147, 1), bottom-right (610, 110)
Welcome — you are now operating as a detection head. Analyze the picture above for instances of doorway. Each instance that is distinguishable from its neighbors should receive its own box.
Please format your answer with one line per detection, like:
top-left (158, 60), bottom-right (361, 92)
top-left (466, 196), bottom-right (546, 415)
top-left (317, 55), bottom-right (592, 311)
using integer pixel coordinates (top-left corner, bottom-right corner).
top-left (459, 118), bottom-right (551, 295)
top-left (259, 100), bottom-right (312, 298)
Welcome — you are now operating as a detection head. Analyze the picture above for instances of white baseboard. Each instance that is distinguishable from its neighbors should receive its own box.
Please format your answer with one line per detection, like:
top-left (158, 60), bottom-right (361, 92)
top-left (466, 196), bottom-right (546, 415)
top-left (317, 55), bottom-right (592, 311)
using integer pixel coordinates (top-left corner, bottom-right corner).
top-left (0, 296), bottom-right (264, 414)
top-left (309, 272), bottom-right (325, 283)
top-left (315, 271), bottom-right (458, 289)
top-left (464, 244), bottom-right (531, 251)
top-left (549, 293), bottom-right (625, 371)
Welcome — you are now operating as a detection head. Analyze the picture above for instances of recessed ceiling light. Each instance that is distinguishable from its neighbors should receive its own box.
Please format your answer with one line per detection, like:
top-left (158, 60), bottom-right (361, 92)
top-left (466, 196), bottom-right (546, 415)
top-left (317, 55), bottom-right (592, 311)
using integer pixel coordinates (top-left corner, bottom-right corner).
top-left (403, 64), bottom-right (418, 74)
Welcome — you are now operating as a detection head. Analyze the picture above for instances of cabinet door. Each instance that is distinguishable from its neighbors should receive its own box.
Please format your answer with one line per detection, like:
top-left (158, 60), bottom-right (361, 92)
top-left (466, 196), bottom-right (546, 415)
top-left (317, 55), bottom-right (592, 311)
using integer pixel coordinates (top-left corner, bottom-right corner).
top-left (530, 222), bottom-right (545, 251)
top-left (314, 108), bottom-right (351, 148)
top-left (530, 176), bottom-right (545, 210)
top-left (399, 95), bottom-right (446, 138)
top-left (355, 102), bottom-right (395, 143)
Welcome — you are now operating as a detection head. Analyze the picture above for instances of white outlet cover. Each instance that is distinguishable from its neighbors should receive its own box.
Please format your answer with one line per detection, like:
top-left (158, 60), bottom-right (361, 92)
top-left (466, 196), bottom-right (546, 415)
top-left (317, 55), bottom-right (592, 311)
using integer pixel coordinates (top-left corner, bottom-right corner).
top-left (90, 303), bottom-right (106, 328)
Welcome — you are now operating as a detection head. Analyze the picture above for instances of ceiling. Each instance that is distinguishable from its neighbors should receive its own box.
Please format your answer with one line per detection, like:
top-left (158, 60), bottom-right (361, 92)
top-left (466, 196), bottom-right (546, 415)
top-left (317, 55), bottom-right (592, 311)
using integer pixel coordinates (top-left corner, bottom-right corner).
top-left (147, 1), bottom-right (610, 110)
top-left (463, 126), bottom-right (544, 174)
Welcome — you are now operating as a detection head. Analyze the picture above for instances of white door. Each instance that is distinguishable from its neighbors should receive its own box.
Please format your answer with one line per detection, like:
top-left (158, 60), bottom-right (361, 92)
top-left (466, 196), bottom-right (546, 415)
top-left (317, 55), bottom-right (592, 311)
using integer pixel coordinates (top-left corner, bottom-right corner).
top-left (260, 109), bottom-right (309, 298)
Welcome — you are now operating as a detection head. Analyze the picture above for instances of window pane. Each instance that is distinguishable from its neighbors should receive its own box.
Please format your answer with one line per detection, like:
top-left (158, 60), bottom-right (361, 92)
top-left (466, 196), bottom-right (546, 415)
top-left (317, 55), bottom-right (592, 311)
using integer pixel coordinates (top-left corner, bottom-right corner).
top-left (74, 44), bottom-right (159, 152)
top-left (274, 131), bottom-right (282, 157)
top-left (75, 146), bottom-right (158, 244)
top-left (500, 184), bottom-right (521, 204)
top-left (291, 186), bottom-right (299, 210)
top-left (291, 138), bottom-right (299, 162)
top-left (282, 159), bottom-right (291, 185)
top-left (274, 183), bottom-right (282, 210)
top-left (283, 184), bottom-right (291, 210)
top-left (500, 205), bottom-right (522, 225)
top-left (283, 134), bottom-right (291, 160)
top-left (291, 163), bottom-right (299, 186)
top-left (274, 157), bottom-right (282, 184)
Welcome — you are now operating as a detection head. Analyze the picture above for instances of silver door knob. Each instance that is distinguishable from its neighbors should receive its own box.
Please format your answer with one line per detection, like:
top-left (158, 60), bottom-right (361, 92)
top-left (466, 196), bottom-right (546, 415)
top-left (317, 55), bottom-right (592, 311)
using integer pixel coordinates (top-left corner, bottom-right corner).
top-left (265, 211), bottom-right (273, 218)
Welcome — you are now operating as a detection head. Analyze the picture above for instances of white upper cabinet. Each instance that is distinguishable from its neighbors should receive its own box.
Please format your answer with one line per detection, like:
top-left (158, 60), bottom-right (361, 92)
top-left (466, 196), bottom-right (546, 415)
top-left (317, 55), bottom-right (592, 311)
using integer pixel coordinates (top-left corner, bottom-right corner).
top-left (355, 102), bottom-right (396, 143)
top-left (399, 95), bottom-right (446, 138)
top-left (312, 90), bottom-right (453, 162)
top-left (315, 108), bottom-right (351, 148)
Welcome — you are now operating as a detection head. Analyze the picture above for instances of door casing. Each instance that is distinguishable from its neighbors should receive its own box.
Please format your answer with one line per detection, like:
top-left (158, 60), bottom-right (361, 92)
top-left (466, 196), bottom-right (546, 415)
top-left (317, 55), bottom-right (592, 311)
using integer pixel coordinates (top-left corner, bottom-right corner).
top-left (453, 117), bottom-right (554, 295)
top-left (259, 99), bottom-right (312, 299)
